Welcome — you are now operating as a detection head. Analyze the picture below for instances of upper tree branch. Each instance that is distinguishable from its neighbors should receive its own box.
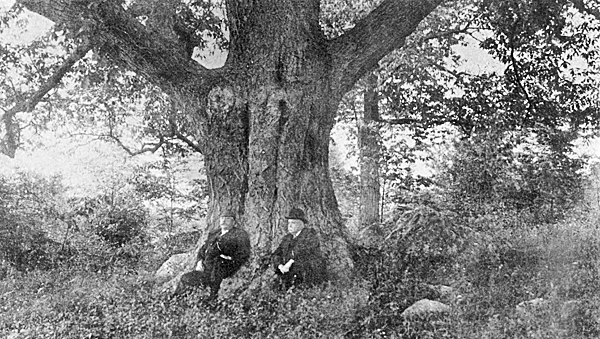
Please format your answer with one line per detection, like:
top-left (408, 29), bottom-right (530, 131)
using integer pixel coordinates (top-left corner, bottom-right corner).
top-left (94, 109), bottom-right (203, 156)
top-left (5, 42), bottom-right (92, 117)
top-left (420, 19), bottom-right (476, 43)
top-left (17, 0), bottom-right (225, 99)
top-left (104, 133), bottom-right (166, 156)
top-left (0, 42), bottom-right (92, 158)
top-left (168, 117), bottom-right (204, 154)
top-left (328, 0), bottom-right (445, 95)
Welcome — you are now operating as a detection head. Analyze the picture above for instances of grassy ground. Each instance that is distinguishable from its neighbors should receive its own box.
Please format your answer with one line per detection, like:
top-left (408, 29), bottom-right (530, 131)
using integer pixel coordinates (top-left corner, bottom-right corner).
top-left (2, 208), bottom-right (600, 338)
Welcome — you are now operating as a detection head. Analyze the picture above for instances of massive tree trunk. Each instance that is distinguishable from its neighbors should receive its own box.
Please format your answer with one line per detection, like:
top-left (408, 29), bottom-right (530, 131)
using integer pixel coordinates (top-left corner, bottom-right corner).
top-left (202, 0), bottom-right (352, 279)
top-left (16, 0), bottom-right (445, 287)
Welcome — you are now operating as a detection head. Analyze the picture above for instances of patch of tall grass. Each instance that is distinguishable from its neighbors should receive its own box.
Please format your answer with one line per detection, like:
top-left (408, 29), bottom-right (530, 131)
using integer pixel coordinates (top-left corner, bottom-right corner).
top-left (2, 206), bottom-right (600, 338)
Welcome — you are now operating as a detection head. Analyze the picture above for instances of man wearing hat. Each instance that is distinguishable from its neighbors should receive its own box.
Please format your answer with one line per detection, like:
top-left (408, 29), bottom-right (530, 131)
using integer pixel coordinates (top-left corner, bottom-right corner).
top-left (271, 207), bottom-right (327, 288)
top-left (179, 210), bottom-right (251, 300)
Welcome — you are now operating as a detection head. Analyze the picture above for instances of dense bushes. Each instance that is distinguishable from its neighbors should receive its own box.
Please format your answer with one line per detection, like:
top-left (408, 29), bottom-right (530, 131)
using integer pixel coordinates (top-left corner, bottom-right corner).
top-left (352, 206), bottom-right (467, 287)
top-left (2, 133), bottom-right (599, 337)
top-left (347, 206), bottom-right (467, 337)
top-left (72, 193), bottom-right (148, 246)
top-left (0, 172), bottom-right (68, 271)
top-left (346, 196), bottom-right (600, 338)
top-left (0, 171), bottom-right (153, 274)
top-left (437, 131), bottom-right (585, 223)
top-left (3, 201), bottom-right (600, 338)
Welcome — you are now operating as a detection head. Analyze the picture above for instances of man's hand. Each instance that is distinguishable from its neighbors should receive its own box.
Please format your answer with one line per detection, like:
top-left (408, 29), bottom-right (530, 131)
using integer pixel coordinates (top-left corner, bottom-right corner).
top-left (279, 259), bottom-right (295, 274)
top-left (278, 264), bottom-right (289, 274)
top-left (220, 254), bottom-right (232, 260)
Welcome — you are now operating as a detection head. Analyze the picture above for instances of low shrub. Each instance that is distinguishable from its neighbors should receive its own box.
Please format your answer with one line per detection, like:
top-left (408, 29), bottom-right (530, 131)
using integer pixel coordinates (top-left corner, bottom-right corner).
top-left (72, 193), bottom-right (148, 247)
top-left (348, 206), bottom-right (469, 337)
top-left (0, 171), bottom-right (69, 272)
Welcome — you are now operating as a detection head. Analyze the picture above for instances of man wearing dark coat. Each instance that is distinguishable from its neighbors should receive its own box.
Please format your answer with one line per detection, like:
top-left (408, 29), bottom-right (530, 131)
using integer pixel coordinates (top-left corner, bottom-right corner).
top-left (271, 207), bottom-right (327, 289)
top-left (179, 211), bottom-right (251, 300)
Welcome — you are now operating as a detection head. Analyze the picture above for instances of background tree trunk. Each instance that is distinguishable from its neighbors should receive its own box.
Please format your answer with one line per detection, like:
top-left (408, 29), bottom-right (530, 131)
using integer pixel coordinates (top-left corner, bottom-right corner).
top-left (359, 73), bottom-right (382, 230)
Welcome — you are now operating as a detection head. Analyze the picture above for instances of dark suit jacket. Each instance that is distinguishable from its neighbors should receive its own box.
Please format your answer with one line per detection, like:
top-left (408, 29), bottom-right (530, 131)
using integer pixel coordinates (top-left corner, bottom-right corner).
top-left (272, 227), bottom-right (327, 286)
top-left (199, 227), bottom-right (251, 278)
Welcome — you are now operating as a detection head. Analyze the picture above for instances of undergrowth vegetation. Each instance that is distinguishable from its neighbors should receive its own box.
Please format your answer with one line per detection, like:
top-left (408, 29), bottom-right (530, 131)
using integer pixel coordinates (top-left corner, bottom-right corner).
top-left (2, 161), bottom-right (600, 338)
top-left (3, 206), bottom-right (600, 338)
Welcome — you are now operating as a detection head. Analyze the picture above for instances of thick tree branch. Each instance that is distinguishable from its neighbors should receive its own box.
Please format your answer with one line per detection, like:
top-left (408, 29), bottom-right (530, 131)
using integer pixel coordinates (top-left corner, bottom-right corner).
top-left (328, 0), bottom-right (445, 95)
top-left (102, 133), bottom-right (165, 156)
top-left (168, 117), bottom-right (204, 154)
top-left (508, 45), bottom-right (536, 114)
top-left (0, 42), bottom-right (92, 158)
top-left (420, 20), bottom-right (476, 43)
top-left (5, 42), bottom-right (92, 116)
top-left (17, 0), bottom-right (225, 98)
top-left (0, 111), bottom-right (19, 158)
top-left (69, 114), bottom-right (204, 156)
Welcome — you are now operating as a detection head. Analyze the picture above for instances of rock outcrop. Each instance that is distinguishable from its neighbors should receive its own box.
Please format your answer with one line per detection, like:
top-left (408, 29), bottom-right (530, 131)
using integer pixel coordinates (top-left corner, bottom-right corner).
top-left (401, 299), bottom-right (450, 318)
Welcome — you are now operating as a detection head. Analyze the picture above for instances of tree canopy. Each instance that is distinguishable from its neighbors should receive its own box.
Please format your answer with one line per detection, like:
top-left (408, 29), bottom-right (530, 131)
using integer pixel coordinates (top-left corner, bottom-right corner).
top-left (3, 0), bottom-right (599, 156)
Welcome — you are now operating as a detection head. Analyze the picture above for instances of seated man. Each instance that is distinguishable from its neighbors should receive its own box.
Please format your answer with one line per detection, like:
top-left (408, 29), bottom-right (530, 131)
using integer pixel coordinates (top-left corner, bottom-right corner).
top-left (271, 207), bottom-right (327, 289)
top-left (179, 211), bottom-right (251, 300)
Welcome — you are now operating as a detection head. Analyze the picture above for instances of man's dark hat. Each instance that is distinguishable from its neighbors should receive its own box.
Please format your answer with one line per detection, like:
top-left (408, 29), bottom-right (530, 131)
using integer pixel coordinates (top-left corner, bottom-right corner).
top-left (285, 207), bottom-right (308, 224)
top-left (221, 210), bottom-right (236, 218)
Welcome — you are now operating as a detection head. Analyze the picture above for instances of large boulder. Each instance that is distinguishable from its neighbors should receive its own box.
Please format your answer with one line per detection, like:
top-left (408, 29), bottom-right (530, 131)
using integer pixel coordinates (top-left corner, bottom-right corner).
top-left (155, 226), bottom-right (209, 294)
top-left (401, 299), bottom-right (450, 318)
top-left (155, 253), bottom-right (190, 283)
top-left (515, 297), bottom-right (548, 318)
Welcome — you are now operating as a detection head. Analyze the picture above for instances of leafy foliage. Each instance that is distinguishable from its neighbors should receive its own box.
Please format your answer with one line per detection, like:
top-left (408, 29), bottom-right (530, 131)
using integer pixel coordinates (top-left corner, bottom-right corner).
top-left (2, 0), bottom-right (600, 338)
top-left (82, 194), bottom-right (148, 247)
top-left (437, 129), bottom-right (585, 222)
top-left (320, 0), bottom-right (383, 38)
top-left (348, 206), bottom-right (468, 337)
top-left (0, 4), bottom-right (204, 158)
top-left (0, 171), bottom-right (68, 271)
top-left (3, 167), bottom-right (600, 338)
top-left (130, 157), bottom-right (209, 227)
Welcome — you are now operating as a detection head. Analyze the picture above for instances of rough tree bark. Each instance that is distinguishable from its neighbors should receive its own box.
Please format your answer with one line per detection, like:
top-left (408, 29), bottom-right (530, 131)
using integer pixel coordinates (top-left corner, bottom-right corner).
top-left (358, 72), bottom-right (382, 230)
top-left (16, 0), bottom-right (445, 289)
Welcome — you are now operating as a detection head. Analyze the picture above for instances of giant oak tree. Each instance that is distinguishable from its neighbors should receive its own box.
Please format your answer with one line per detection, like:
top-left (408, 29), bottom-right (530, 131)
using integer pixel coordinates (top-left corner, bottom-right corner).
top-left (13, 0), bottom-right (444, 284)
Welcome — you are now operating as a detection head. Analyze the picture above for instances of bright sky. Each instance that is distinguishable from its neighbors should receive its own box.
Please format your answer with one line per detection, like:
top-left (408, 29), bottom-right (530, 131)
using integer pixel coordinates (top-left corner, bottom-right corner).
top-left (0, 0), bottom-right (11, 11)
top-left (453, 35), bottom-right (503, 74)
top-left (0, 0), bottom-right (52, 43)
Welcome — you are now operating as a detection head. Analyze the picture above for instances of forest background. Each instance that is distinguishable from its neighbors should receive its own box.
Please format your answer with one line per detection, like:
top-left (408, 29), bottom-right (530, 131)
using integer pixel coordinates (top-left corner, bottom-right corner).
top-left (2, 0), bottom-right (600, 338)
